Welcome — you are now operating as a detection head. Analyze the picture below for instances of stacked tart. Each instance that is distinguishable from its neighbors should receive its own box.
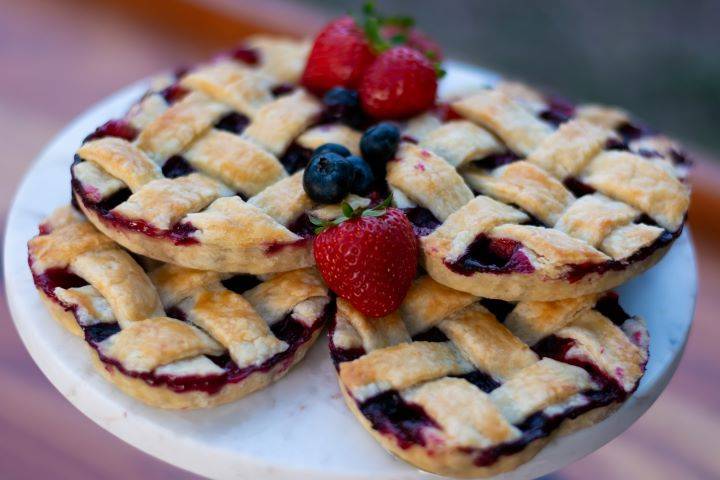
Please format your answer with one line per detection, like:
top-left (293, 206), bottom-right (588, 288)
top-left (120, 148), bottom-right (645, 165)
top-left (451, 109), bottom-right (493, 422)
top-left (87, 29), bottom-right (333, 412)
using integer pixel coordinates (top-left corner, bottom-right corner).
top-left (27, 6), bottom-right (691, 477)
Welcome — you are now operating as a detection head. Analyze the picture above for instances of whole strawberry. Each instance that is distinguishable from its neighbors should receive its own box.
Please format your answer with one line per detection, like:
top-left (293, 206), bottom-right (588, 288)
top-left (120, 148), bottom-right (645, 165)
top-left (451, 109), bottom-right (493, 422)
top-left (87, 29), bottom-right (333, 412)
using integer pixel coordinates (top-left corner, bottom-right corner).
top-left (313, 199), bottom-right (418, 317)
top-left (301, 16), bottom-right (376, 94)
top-left (360, 46), bottom-right (438, 119)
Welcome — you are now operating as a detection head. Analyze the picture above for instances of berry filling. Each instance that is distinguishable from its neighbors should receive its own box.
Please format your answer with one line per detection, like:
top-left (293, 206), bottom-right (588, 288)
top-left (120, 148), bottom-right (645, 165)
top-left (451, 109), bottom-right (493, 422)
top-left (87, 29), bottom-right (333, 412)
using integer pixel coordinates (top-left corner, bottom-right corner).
top-left (83, 119), bottom-right (138, 143)
top-left (446, 235), bottom-right (535, 276)
top-left (30, 258), bottom-right (330, 395)
top-left (271, 83), bottom-right (296, 97)
top-left (229, 46), bottom-right (260, 66)
top-left (472, 152), bottom-right (520, 170)
top-left (563, 227), bottom-right (678, 283)
top-left (160, 83), bottom-right (189, 105)
top-left (359, 390), bottom-right (439, 449)
top-left (563, 177), bottom-right (596, 197)
top-left (279, 143), bottom-right (314, 174)
top-left (214, 112), bottom-right (250, 135)
top-left (402, 206), bottom-right (441, 237)
top-left (479, 298), bottom-right (515, 323)
top-left (161, 155), bottom-right (195, 178)
top-left (328, 310), bottom-right (645, 467)
top-left (538, 96), bottom-right (576, 127)
top-left (445, 220), bottom-right (680, 281)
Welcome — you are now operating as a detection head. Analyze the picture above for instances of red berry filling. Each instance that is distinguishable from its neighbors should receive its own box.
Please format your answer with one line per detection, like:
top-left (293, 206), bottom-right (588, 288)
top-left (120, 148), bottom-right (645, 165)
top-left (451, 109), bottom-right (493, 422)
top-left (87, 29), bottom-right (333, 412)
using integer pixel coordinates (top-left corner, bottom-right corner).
top-left (30, 257), bottom-right (330, 395)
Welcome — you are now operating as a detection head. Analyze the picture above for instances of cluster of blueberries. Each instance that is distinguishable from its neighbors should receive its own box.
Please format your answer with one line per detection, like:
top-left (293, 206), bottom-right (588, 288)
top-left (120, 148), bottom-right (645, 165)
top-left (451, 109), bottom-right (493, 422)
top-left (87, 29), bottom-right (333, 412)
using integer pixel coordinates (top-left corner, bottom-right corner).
top-left (302, 121), bottom-right (401, 204)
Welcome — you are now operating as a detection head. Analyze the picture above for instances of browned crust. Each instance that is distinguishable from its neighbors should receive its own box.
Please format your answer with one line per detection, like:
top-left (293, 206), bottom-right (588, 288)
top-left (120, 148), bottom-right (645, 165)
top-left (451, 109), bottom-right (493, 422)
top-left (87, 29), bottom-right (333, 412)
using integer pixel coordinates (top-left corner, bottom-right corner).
top-left (423, 242), bottom-right (671, 301)
top-left (76, 193), bottom-right (314, 274)
top-left (339, 381), bottom-right (620, 478)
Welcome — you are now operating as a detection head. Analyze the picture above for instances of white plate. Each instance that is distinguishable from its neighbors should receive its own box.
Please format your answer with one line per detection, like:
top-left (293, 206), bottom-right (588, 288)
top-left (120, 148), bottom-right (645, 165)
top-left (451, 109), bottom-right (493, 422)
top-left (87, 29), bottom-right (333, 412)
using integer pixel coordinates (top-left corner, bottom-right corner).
top-left (4, 62), bottom-right (697, 480)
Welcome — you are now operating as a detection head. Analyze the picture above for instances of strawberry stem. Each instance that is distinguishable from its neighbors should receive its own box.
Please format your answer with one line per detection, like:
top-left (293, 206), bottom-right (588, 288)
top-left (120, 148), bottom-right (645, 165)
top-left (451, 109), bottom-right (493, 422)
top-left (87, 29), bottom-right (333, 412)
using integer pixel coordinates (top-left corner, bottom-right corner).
top-left (310, 194), bottom-right (394, 234)
top-left (354, 2), bottom-right (443, 77)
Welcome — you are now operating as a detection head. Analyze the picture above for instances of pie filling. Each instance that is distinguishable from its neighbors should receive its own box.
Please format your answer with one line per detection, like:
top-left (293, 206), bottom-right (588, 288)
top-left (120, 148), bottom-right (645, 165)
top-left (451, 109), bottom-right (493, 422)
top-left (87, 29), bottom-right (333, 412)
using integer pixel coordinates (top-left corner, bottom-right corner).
top-left (328, 295), bottom-right (645, 466)
top-left (30, 260), bottom-right (330, 395)
top-left (443, 221), bottom-right (680, 281)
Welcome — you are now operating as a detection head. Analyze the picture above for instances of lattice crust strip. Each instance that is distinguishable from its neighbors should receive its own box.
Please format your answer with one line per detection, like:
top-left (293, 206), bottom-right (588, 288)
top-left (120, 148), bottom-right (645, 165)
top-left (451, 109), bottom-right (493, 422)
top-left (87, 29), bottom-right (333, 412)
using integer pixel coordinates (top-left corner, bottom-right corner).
top-left (394, 82), bottom-right (689, 281)
top-left (70, 37), bottom-right (371, 273)
top-left (29, 206), bottom-right (329, 378)
top-left (332, 275), bottom-right (648, 474)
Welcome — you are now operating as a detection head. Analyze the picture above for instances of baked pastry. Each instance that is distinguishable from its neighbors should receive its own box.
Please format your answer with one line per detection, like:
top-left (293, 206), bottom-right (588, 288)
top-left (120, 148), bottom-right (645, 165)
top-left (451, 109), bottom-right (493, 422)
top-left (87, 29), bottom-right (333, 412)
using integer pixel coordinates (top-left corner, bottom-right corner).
top-left (71, 36), bottom-right (344, 273)
top-left (71, 31), bottom-right (689, 295)
top-left (28, 206), bottom-right (330, 409)
top-left (329, 276), bottom-right (648, 477)
top-left (397, 83), bottom-right (690, 300)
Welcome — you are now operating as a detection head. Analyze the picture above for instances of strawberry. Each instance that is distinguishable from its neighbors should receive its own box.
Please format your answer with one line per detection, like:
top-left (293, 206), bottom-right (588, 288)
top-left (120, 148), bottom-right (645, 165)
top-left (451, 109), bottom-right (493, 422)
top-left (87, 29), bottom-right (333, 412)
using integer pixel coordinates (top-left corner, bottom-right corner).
top-left (359, 46), bottom-right (438, 119)
top-left (312, 199), bottom-right (418, 317)
top-left (301, 16), bottom-right (376, 94)
top-left (381, 25), bottom-right (443, 61)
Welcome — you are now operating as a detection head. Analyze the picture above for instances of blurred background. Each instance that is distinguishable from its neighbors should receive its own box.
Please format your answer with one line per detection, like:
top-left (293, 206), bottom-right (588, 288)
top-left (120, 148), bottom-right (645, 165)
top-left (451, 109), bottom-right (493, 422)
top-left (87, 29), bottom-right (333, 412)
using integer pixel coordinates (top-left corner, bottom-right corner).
top-left (1, 0), bottom-right (718, 478)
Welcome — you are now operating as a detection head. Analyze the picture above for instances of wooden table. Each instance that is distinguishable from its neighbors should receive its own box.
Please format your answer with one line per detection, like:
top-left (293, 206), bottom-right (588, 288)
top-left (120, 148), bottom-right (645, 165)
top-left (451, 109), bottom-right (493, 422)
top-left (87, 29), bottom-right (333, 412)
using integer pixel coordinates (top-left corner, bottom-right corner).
top-left (1, 1), bottom-right (718, 478)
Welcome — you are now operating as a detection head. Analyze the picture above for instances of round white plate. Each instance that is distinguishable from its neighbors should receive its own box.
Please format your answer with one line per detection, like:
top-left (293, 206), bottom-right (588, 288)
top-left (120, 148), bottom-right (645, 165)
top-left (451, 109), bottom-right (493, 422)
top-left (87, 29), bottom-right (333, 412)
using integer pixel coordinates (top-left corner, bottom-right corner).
top-left (5, 62), bottom-right (697, 480)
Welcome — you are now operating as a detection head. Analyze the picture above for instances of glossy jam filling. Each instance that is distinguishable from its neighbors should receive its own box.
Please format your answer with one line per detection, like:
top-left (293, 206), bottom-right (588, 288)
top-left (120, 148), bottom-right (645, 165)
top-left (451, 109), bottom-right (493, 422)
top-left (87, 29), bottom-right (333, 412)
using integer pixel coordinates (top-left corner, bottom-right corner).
top-left (160, 83), bottom-right (189, 104)
top-left (446, 220), bottom-right (680, 280)
top-left (402, 206), bottom-right (441, 237)
top-left (31, 260), bottom-right (330, 395)
top-left (215, 111), bottom-right (250, 135)
top-left (328, 312), bottom-right (640, 467)
top-left (161, 155), bottom-right (195, 178)
top-left (479, 298), bottom-right (515, 322)
top-left (229, 46), bottom-right (260, 65)
top-left (279, 143), bottom-right (313, 174)
top-left (446, 235), bottom-right (535, 276)
top-left (563, 227), bottom-right (678, 283)
top-left (538, 96), bottom-right (576, 127)
top-left (472, 152), bottom-right (520, 170)
top-left (83, 119), bottom-right (138, 143)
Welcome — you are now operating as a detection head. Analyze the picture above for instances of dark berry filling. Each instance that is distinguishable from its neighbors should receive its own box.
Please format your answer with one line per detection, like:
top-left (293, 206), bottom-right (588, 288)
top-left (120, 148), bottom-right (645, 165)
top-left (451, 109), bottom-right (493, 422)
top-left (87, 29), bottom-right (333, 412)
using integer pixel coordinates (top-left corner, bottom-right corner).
top-left (593, 292), bottom-right (630, 326)
top-left (456, 370), bottom-right (500, 393)
top-left (271, 83), bottom-right (296, 97)
top-left (279, 143), bottom-right (313, 174)
top-left (446, 216), bottom-right (680, 280)
top-left (160, 83), bottom-right (189, 105)
top-left (618, 122), bottom-right (653, 142)
top-left (328, 313), bottom-right (641, 466)
top-left (286, 213), bottom-right (316, 238)
top-left (412, 327), bottom-right (449, 343)
top-left (161, 155), bottom-right (195, 178)
top-left (402, 206), bottom-right (441, 237)
top-left (83, 119), bottom-right (138, 143)
top-left (229, 46), bottom-right (260, 66)
top-left (71, 159), bottom-right (200, 246)
top-left (214, 112), bottom-right (250, 135)
top-left (563, 177), bottom-right (596, 197)
top-left (539, 96), bottom-right (575, 127)
top-left (221, 274), bottom-right (262, 295)
top-left (446, 235), bottom-right (535, 276)
top-left (563, 227), bottom-right (678, 283)
top-left (479, 298), bottom-right (515, 323)
top-left (472, 152), bottom-right (520, 170)
top-left (359, 390), bottom-right (439, 449)
top-left (31, 256), bottom-right (330, 395)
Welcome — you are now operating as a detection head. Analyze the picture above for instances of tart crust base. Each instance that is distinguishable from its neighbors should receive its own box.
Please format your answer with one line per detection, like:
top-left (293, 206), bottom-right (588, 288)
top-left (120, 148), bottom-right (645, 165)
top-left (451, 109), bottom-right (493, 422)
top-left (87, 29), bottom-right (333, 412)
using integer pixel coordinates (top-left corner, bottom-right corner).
top-left (423, 242), bottom-right (671, 301)
top-left (339, 382), bottom-right (619, 478)
top-left (37, 286), bottom-right (322, 410)
top-left (76, 194), bottom-right (314, 275)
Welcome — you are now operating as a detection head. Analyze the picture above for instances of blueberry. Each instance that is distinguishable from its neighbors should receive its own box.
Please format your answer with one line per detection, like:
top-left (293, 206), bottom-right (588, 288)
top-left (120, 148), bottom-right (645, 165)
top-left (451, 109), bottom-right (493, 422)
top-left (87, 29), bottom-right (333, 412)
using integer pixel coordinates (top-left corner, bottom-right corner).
top-left (360, 122), bottom-right (401, 168)
top-left (303, 152), bottom-right (353, 203)
top-left (322, 87), bottom-right (365, 128)
top-left (323, 87), bottom-right (360, 110)
top-left (314, 143), bottom-right (352, 158)
top-left (345, 156), bottom-right (375, 195)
